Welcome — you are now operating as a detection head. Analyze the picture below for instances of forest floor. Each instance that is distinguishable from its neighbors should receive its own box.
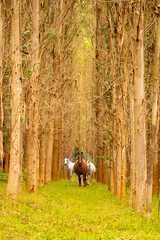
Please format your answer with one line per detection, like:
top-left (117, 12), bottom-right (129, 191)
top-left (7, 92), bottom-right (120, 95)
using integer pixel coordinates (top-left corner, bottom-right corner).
top-left (0, 173), bottom-right (160, 240)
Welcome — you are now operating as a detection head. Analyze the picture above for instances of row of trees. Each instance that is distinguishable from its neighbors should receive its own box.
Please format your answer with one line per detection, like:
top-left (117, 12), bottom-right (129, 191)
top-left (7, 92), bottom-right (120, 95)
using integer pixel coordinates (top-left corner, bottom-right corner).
top-left (0, 0), bottom-right (160, 217)
top-left (1, 0), bottom-right (77, 197)
top-left (93, 0), bottom-right (160, 217)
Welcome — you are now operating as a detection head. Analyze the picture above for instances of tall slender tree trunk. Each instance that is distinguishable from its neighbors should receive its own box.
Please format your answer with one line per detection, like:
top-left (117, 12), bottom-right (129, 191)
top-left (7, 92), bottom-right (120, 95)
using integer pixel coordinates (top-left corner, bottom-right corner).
top-left (44, 56), bottom-right (56, 184)
top-left (108, 11), bottom-right (115, 193)
top-left (45, 110), bottom-right (54, 184)
top-left (131, 0), bottom-right (147, 214)
top-left (6, 0), bottom-right (22, 198)
top-left (146, 12), bottom-right (160, 217)
top-left (120, 5), bottom-right (128, 202)
top-left (61, 105), bottom-right (65, 178)
top-left (39, 110), bottom-right (47, 186)
top-left (115, 5), bottom-right (122, 199)
top-left (0, 0), bottom-right (3, 168)
top-left (58, 105), bottom-right (64, 179)
top-left (26, 0), bottom-right (39, 193)
top-left (151, 14), bottom-right (160, 196)
top-left (129, 70), bottom-right (136, 207)
top-left (39, 2), bottom-right (51, 186)
top-left (39, 127), bottom-right (46, 186)
top-left (48, 47), bottom-right (58, 183)
top-left (52, 0), bottom-right (64, 181)
top-left (91, 0), bottom-right (97, 176)
top-left (52, 113), bottom-right (59, 180)
top-left (95, 1), bottom-right (104, 183)
top-left (115, 109), bottom-right (122, 199)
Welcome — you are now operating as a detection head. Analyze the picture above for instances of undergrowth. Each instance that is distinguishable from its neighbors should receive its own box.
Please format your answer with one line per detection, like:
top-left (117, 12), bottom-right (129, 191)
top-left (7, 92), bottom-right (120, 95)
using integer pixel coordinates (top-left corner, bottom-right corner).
top-left (0, 172), bottom-right (160, 239)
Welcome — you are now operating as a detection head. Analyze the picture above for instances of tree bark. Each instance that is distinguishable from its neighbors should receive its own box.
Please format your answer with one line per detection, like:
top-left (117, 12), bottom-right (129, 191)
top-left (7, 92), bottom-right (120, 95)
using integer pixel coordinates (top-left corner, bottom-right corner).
top-left (131, 0), bottom-right (147, 214)
top-left (26, 0), bottom-right (39, 193)
top-left (95, 0), bottom-right (104, 183)
top-left (52, 114), bottom-right (59, 180)
top-left (120, 5), bottom-right (128, 202)
top-left (6, 0), bottom-right (22, 198)
top-left (146, 12), bottom-right (160, 217)
top-left (115, 4), bottom-right (122, 199)
top-left (108, 11), bottom-right (115, 193)
top-left (45, 112), bottom-right (54, 184)
top-left (151, 15), bottom-right (160, 196)
top-left (39, 127), bottom-right (46, 186)
top-left (0, 0), bottom-right (3, 169)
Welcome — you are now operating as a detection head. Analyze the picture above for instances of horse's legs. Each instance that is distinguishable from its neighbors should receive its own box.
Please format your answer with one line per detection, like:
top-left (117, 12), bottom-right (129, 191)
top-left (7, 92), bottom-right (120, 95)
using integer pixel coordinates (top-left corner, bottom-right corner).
top-left (86, 174), bottom-right (89, 185)
top-left (78, 175), bottom-right (81, 186)
top-left (86, 174), bottom-right (91, 185)
top-left (83, 174), bottom-right (87, 187)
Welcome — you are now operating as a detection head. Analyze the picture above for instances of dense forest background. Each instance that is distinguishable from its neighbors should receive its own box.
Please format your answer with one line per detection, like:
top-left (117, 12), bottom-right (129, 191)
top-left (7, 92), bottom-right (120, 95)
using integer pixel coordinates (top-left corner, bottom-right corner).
top-left (0, 0), bottom-right (160, 218)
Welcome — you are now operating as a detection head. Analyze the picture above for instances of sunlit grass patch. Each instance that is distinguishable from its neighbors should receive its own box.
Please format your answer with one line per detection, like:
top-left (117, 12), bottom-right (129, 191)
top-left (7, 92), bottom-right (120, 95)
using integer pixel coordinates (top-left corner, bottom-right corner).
top-left (0, 173), bottom-right (160, 239)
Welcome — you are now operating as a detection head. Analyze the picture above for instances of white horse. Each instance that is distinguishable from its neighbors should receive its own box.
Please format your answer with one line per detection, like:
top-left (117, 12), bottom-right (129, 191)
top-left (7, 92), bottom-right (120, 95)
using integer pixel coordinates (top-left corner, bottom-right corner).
top-left (87, 160), bottom-right (96, 185)
top-left (64, 158), bottom-right (74, 182)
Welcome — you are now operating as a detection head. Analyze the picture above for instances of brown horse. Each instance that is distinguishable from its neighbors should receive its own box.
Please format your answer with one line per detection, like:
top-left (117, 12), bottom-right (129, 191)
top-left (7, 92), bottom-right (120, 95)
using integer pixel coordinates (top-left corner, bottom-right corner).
top-left (74, 152), bottom-right (88, 187)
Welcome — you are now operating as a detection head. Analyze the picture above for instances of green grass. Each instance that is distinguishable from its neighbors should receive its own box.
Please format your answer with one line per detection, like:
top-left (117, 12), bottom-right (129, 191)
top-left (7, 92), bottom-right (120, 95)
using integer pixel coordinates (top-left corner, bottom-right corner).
top-left (0, 173), bottom-right (160, 240)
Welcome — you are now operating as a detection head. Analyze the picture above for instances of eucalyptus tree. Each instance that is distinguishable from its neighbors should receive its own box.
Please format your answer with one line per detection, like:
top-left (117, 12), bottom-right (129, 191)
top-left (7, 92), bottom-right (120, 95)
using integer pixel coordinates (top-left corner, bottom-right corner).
top-left (39, 1), bottom-right (54, 186)
top-left (6, 0), bottom-right (22, 198)
top-left (0, 0), bottom-right (3, 167)
top-left (26, 0), bottom-right (40, 193)
top-left (147, 4), bottom-right (160, 217)
top-left (131, 0), bottom-right (147, 214)
top-left (151, 5), bottom-right (160, 196)
top-left (95, 0), bottom-right (105, 183)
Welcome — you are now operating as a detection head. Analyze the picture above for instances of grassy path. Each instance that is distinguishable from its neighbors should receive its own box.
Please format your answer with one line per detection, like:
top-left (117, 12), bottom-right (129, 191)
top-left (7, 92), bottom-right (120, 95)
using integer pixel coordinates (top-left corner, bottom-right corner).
top-left (0, 174), bottom-right (160, 239)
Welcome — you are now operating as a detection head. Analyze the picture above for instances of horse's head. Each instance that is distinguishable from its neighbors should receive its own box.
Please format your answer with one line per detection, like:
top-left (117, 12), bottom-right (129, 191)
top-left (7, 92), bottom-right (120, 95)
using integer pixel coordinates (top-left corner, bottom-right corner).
top-left (78, 152), bottom-right (83, 167)
top-left (64, 158), bottom-right (68, 166)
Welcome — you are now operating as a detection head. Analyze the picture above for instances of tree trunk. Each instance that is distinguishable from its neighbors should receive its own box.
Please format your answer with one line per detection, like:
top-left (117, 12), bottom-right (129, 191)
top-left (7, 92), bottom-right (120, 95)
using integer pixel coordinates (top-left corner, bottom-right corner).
top-left (131, 0), bottom-right (147, 214)
top-left (61, 105), bottom-right (65, 178)
top-left (129, 70), bottom-right (136, 207)
top-left (146, 12), bottom-right (160, 217)
top-left (115, 99), bottom-right (122, 199)
top-left (0, 0), bottom-right (3, 169)
top-left (115, 5), bottom-right (122, 199)
top-left (95, 1), bottom-right (104, 183)
top-left (45, 112), bottom-right (54, 184)
top-left (120, 5), bottom-right (128, 202)
top-left (26, 0), bottom-right (39, 193)
top-left (58, 106), bottom-right (64, 179)
top-left (108, 11), bottom-right (115, 193)
top-left (6, 0), bottom-right (22, 199)
top-left (52, 114), bottom-right (59, 180)
top-left (151, 15), bottom-right (160, 196)
top-left (39, 127), bottom-right (46, 186)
